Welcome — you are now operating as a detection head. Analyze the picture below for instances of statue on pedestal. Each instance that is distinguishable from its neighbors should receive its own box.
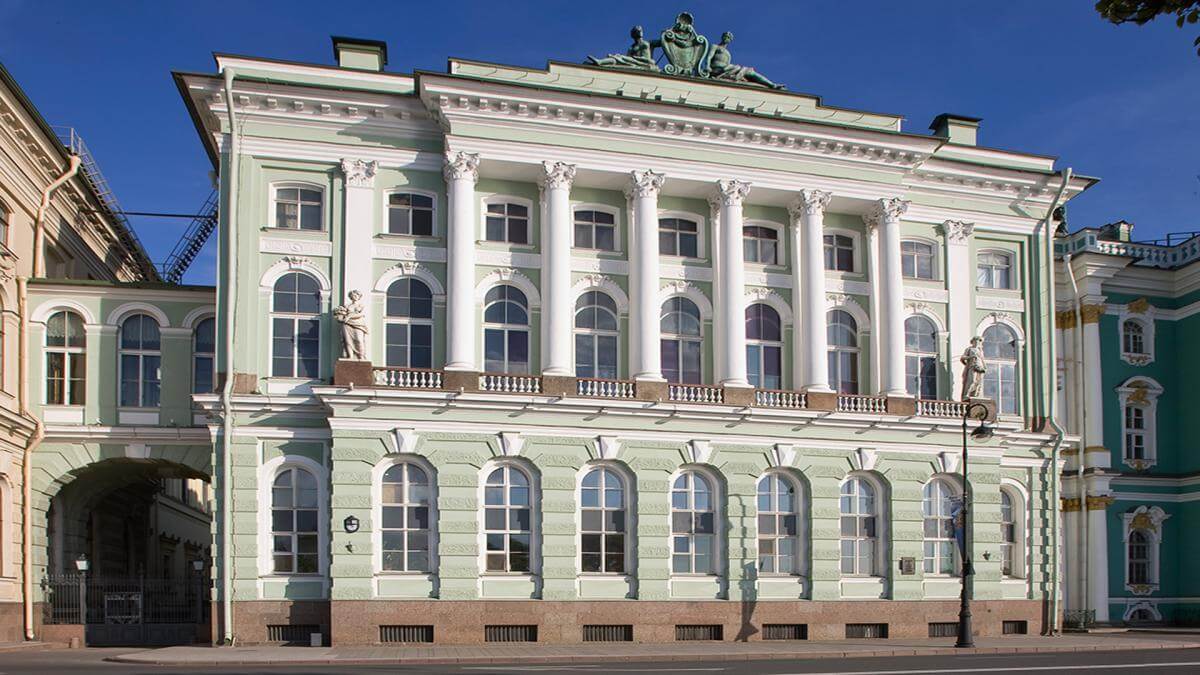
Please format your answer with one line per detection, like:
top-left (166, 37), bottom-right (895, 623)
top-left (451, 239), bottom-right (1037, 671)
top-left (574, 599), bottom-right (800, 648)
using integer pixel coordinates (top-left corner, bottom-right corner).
top-left (587, 25), bottom-right (659, 72)
top-left (960, 336), bottom-right (986, 401)
top-left (334, 290), bottom-right (368, 361)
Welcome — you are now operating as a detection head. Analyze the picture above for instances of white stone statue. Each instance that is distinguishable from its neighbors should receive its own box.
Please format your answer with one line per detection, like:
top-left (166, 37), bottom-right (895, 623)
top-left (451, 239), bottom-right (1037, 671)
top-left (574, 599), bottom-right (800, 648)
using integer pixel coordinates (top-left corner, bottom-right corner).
top-left (960, 336), bottom-right (986, 401)
top-left (333, 290), bottom-right (368, 361)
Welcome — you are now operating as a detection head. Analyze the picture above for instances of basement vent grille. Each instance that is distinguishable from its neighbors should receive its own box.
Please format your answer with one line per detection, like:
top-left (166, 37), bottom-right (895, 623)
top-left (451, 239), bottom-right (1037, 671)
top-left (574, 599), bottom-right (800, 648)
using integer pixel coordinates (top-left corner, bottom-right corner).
top-left (763, 624), bottom-right (808, 640)
top-left (266, 624), bottom-right (319, 645)
top-left (380, 625), bottom-right (434, 643)
top-left (846, 623), bottom-right (888, 639)
top-left (1003, 620), bottom-right (1029, 635)
top-left (675, 624), bottom-right (723, 641)
top-left (485, 625), bottom-right (538, 642)
top-left (582, 624), bottom-right (633, 642)
top-left (928, 622), bottom-right (959, 638)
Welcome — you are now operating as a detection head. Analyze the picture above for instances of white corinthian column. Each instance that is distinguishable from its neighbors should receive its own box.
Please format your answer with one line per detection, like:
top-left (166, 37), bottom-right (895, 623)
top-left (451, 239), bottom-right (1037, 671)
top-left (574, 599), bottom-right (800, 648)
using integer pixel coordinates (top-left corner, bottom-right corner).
top-left (864, 198), bottom-right (910, 396)
top-left (444, 151), bottom-right (480, 371)
top-left (540, 161), bottom-right (576, 375)
top-left (790, 189), bottom-right (833, 392)
top-left (715, 179), bottom-right (751, 387)
top-left (628, 170), bottom-right (665, 381)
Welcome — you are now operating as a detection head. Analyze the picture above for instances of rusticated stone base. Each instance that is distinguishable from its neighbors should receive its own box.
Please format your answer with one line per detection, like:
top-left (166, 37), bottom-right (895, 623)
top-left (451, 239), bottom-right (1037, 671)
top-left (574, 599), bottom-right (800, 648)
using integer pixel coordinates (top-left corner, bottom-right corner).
top-left (0, 601), bottom-right (22, 643)
top-left (318, 599), bottom-right (1045, 645)
top-left (230, 600), bottom-right (331, 646)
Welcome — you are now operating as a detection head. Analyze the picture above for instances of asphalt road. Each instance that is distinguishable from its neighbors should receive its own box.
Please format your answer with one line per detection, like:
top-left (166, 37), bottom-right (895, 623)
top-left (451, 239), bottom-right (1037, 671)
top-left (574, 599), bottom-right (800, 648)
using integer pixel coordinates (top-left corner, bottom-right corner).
top-left (2, 647), bottom-right (1200, 675)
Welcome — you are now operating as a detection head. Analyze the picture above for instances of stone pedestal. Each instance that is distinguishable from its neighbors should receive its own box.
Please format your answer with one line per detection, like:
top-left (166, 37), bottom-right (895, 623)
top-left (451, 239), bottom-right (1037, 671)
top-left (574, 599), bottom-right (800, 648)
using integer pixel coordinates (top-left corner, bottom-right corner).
top-left (635, 380), bottom-right (669, 403)
top-left (442, 370), bottom-right (480, 393)
top-left (333, 360), bottom-right (373, 387)
top-left (723, 385), bottom-right (755, 407)
top-left (885, 395), bottom-right (916, 416)
top-left (805, 390), bottom-right (837, 411)
top-left (541, 375), bottom-right (576, 397)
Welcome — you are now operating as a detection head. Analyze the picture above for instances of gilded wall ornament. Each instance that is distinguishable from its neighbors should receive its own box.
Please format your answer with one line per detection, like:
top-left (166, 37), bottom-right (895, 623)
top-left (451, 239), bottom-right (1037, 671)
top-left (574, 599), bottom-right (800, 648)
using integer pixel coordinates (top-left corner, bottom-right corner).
top-left (1079, 303), bottom-right (1106, 324)
top-left (1127, 297), bottom-right (1150, 314)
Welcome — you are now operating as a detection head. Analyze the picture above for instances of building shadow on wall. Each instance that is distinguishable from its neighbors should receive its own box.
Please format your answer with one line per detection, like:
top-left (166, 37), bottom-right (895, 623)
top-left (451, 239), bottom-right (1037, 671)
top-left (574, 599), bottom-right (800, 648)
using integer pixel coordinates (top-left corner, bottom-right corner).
top-left (735, 561), bottom-right (758, 642)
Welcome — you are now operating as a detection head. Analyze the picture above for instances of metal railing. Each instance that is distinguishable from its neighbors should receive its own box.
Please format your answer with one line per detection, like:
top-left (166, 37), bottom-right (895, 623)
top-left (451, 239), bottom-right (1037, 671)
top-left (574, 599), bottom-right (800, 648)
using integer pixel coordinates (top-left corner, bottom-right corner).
top-left (479, 373), bottom-right (542, 394)
top-left (42, 574), bottom-right (208, 625)
top-left (373, 367), bottom-right (444, 389)
top-left (669, 383), bottom-right (724, 404)
top-left (576, 377), bottom-right (636, 399)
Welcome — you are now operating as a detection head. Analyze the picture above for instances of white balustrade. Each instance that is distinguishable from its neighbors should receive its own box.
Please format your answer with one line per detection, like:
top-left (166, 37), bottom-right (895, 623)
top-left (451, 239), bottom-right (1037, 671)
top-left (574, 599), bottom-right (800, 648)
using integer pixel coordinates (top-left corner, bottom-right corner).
top-left (373, 368), bottom-right (444, 389)
top-left (669, 384), bottom-right (725, 404)
top-left (915, 399), bottom-right (968, 418)
top-left (576, 378), bottom-right (636, 399)
top-left (837, 394), bottom-right (887, 414)
top-left (479, 374), bottom-right (543, 394)
top-left (754, 389), bottom-right (808, 409)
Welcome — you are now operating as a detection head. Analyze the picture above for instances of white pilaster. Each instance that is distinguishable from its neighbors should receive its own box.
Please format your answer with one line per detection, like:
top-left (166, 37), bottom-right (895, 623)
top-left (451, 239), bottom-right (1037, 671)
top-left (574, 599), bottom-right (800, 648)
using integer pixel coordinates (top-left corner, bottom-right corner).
top-left (444, 151), bottom-right (480, 371)
top-left (864, 198), bottom-right (910, 397)
top-left (628, 170), bottom-right (665, 382)
top-left (540, 161), bottom-right (576, 376)
top-left (1080, 299), bottom-right (1108, 468)
top-left (790, 190), bottom-right (833, 392)
top-left (1086, 496), bottom-right (1112, 623)
top-left (340, 158), bottom-right (378, 361)
top-left (714, 180), bottom-right (751, 387)
top-left (942, 220), bottom-right (975, 399)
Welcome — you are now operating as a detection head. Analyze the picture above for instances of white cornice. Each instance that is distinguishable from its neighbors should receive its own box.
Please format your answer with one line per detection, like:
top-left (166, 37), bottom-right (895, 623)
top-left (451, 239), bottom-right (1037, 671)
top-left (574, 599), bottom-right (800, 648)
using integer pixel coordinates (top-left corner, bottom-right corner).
top-left (215, 55), bottom-right (416, 90)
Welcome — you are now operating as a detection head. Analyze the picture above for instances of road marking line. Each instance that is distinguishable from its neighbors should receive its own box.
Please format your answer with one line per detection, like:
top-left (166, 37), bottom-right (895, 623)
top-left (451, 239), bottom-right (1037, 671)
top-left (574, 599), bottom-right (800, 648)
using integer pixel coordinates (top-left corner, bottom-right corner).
top-left (462, 668), bottom-right (725, 673)
top-left (776, 660), bottom-right (1200, 675)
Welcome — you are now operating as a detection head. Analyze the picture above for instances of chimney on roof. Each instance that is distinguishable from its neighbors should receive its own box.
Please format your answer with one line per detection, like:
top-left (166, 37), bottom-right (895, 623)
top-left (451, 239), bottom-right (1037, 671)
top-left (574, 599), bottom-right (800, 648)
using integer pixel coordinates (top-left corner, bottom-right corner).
top-left (332, 36), bottom-right (388, 72)
top-left (929, 113), bottom-right (981, 146)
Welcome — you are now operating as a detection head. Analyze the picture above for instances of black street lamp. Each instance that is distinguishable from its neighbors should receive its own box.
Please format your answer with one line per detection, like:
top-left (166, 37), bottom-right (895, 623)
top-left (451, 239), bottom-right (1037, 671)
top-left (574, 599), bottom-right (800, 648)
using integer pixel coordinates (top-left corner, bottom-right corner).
top-left (956, 402), bottom-right (994, 649)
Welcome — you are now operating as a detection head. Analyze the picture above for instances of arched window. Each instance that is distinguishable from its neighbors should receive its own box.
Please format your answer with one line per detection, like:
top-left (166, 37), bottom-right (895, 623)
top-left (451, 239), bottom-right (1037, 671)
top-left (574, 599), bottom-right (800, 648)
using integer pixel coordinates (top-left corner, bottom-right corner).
top-left (982, 324), bottom-right (1019, 415)
top-left (661, 297), bottom-right (703, 384)
top-left (0, 199), bottom-right (9, 245)
top-left (119, 314), bottom-right (161, 408)
top-left (385, 278), bottom-right (434, 369)
top-left (271, 272), bottom-right (321, 378)
top-left (746, 304), bottom-right (783, 390)
top-left (483, 286), bottom-right (529, 374)
top-left (192, 317), bottom-right (215, 394)
top-left (271, 467), bottom-right (319, 574)
top-left (922, 479), bottom-right (958, 576)
top-left (901, 240), bottom-right (936, 280)
top-left (1123, 320), bottom-right (1145, 355)
top-left (483, 465), bottom-right (532, 572)
top-left (840, 477), bottom-right (877, 576)
top-left (574, 291), bottom-right (619, 379)
top-left (757, 473), bottom-right (800, 575)
top-left (743, 226), bottom-right (778, 264)
top-left (977, 251), bottom-right (1013, 289)
top-left (824, 234), bottom-right (854, 272)
top-left (45, 310), bottom-right (86, 405)
top-left (580, 467), bottom-right (626, 574)
top-left (1000, 489), bottom-right (1018, 578)
top-left (574, 210), bottom-right (616, 251)
top-left (671, 471), bottom-right (716, 574)
top-left (387, 192), bottom-right (434, 236)
top-left (485, 202), bottom-right (529, 244)
top-left (1128, 531), bottom-right (1150, 585)
top-left (904, 316), bottom-right (938, 399)
top-left (827, 309), bottom-right (859, 394)
top-left (380, 463), bottom-right (431, 572)
top-left (659, 217), bottom-right (700, 258)
top-left (273, 185), bottom-right (323, 231)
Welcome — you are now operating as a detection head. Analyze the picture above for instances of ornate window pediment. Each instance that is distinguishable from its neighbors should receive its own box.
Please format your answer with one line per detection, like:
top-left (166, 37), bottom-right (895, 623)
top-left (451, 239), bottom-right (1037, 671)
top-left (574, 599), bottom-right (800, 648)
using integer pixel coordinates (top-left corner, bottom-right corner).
top-left (1117, 377), bottom-right (1163, 471)
top-left (1122, 505), bottom-right (1169, 596)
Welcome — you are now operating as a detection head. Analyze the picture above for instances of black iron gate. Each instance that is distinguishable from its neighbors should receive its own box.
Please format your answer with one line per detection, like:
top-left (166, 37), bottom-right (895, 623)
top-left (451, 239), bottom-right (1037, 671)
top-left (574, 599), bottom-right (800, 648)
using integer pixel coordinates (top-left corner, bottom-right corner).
top-left (43, 574), bottom-right (210, 646)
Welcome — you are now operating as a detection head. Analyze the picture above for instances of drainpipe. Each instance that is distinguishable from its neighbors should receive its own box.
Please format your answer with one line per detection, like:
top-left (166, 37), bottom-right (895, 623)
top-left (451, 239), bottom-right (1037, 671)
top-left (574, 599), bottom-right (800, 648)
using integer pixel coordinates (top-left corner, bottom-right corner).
top-left (1065, 250), bottom-right (1088, 628)
top-left (219, 67), bottom-right (240, 645)
top-left (20, 155), bottom-right (81, 640)
top-left (1042, 168), bottom-right (1071, 635)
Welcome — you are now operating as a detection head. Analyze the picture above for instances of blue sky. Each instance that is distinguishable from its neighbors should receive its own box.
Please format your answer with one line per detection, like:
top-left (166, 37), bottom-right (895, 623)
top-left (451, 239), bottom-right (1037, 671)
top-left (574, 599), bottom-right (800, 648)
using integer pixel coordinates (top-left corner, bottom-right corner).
top-left (1, 0), bottom-right (1197, 284)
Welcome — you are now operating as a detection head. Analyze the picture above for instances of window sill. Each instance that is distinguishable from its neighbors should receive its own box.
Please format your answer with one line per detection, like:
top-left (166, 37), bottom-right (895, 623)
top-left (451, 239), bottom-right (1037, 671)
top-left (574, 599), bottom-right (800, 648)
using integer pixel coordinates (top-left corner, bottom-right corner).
top-left (261, 227), bottom-right (328, 236)
top-left (976, 286), bottom-right (1023, 296)
top-left (572, 247), bottom-right (623, 257)
top-left (259, 573), bottom-right (324, 579)
top-left (374, 571), bottom-right (435, 578)
top-left (825, 270), bottom-right (865, 279)
top-left (669, 573), bottom-right (720, 579)
top-left (660, 254), bottom-right (706, 264)
top-left (478, 241), bottom-right (537, 251)
top-left (902, 276), bottom-right (943, 285)
top-left (480, 572), bottom-right (538, 579)
top-left (376, 233), bottom-right (442, 244)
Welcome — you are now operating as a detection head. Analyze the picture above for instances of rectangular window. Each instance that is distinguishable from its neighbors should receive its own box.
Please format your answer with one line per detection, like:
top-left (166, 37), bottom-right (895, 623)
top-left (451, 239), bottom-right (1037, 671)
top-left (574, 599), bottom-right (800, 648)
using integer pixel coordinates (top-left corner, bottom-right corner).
top-left (274, 187), bottom-right (323, 231)
top-left (659, 218), bottom-right (699, 258)
top-left (905, 354), bottom-right (937, 399)
top-left (823, 234), bottom-right (854, 272)
top-left (1125, 407), bottom-right (1146, 460)
top-left (574, 210), bottom-right (616, 251)
top-left (485, 203), bottom-right (529, 244)
top-left (901, 241), bottom-right (935, 279)
top-left (387, 193), bottom-right (435, 236)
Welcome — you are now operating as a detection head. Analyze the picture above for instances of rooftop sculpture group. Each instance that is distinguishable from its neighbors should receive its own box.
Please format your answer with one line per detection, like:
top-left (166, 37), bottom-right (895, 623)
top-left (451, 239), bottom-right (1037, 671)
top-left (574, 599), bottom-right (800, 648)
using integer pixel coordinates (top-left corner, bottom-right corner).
top-left (587, 12), bottom-right (785, 90)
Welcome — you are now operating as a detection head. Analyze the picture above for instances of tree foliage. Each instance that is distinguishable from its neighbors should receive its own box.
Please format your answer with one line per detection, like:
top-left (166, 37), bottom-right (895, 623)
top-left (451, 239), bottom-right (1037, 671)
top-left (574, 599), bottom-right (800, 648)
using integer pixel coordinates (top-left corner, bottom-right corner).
top-left (1095, 1), bottom-right (1200, 55)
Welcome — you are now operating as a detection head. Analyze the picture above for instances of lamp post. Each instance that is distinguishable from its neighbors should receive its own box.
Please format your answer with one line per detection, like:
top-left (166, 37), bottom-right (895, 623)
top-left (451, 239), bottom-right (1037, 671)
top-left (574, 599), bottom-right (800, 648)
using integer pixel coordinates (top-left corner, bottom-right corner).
top-left (956, 402), bottom-right (994, 649)
top-left (74, 554), bottom-right (89, 642)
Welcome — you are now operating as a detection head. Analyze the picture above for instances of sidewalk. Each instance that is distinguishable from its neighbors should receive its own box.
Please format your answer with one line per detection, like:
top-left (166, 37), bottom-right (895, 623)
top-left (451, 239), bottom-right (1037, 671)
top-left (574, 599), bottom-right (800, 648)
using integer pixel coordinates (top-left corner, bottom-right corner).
top-left (105, 633), bottom-right (1200, 666)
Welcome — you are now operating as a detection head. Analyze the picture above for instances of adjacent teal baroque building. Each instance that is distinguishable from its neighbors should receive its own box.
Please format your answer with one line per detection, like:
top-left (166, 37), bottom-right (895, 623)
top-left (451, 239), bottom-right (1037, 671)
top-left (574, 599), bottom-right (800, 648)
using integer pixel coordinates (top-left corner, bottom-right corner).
top-left (15, 24), bottom-right (1113, 645)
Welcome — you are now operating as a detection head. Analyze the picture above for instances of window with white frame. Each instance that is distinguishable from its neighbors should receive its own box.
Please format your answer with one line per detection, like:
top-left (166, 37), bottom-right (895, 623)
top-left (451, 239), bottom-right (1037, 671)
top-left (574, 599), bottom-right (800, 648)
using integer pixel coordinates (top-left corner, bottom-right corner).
top-left (828, 309), bottom-right (859, 394)
top-left (659, 217), bottom-right (700, 258)
top-left (977, 250), bottom-right (1013, 289)
top-left (901, 240), bottom-right (936, 280)
top-left (273, 186), bottom-right (323, 231)
top-left (661, 297), bottom-right (703, 384)
top-left (574, 209), bottom-right (616, 251)
top-left (1118, 377), bottom-right (1162, 470)
top-left (380, 462), bottom-right (432, 572)
top-left (922, 479), bottom-right (958, 576)
top-left (385, 278), bottom-right (434, 369)
top-left (574, 291), bottom-right (619, 379)
top-left (746, 303), bottom-right (783, 390)
top-left (387, 192), bottom-right (434, 236)
top-left (271, 467), bottom-right (319, 574)
top-left (580, 467), bottom-right (627, 574)
top-left (904, 316), bottom-right (938, 400)
top-left (823, 234), bottom-right (854, 272)
top-left (757, 473), bottom-right (800, 575)
top-left (0, 199), bottom-right (9, 246)
top-left (485, 202), bottom-right (529, 244)
top-left (1125, 406), bottom-right (1146, 461)
top-left (119, 313), bottom-right (161, 408)
top-left (271, 272), bottom-right (321, 378)
top-left (1128, 530), bottom-right (1151, 585)
top-left (483, 464), bottom-right (532, 573)
top-left (192, 317), bottom-right (215, 394)
top-left (671, 471), bottom-right (716, 574)
top-left (982, 324), bottom-right (1019, 415)
top-left (483, 285), bottom-right (530, 374)
top-left (45, 310), bottom-right (86, 405)
top-left (1119, 313), bottom-right (1156, 365)
top-left (1122, 506), bottom-right (1169, 592)
top-left (1000, 488), bottom-right (1020, 578)
top-left (839, 476), bottom-right (877, 576)
top-left (1123, 320), bottom-right (1146, 355)
top-left (743, 225), bottom-right (779, 264)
